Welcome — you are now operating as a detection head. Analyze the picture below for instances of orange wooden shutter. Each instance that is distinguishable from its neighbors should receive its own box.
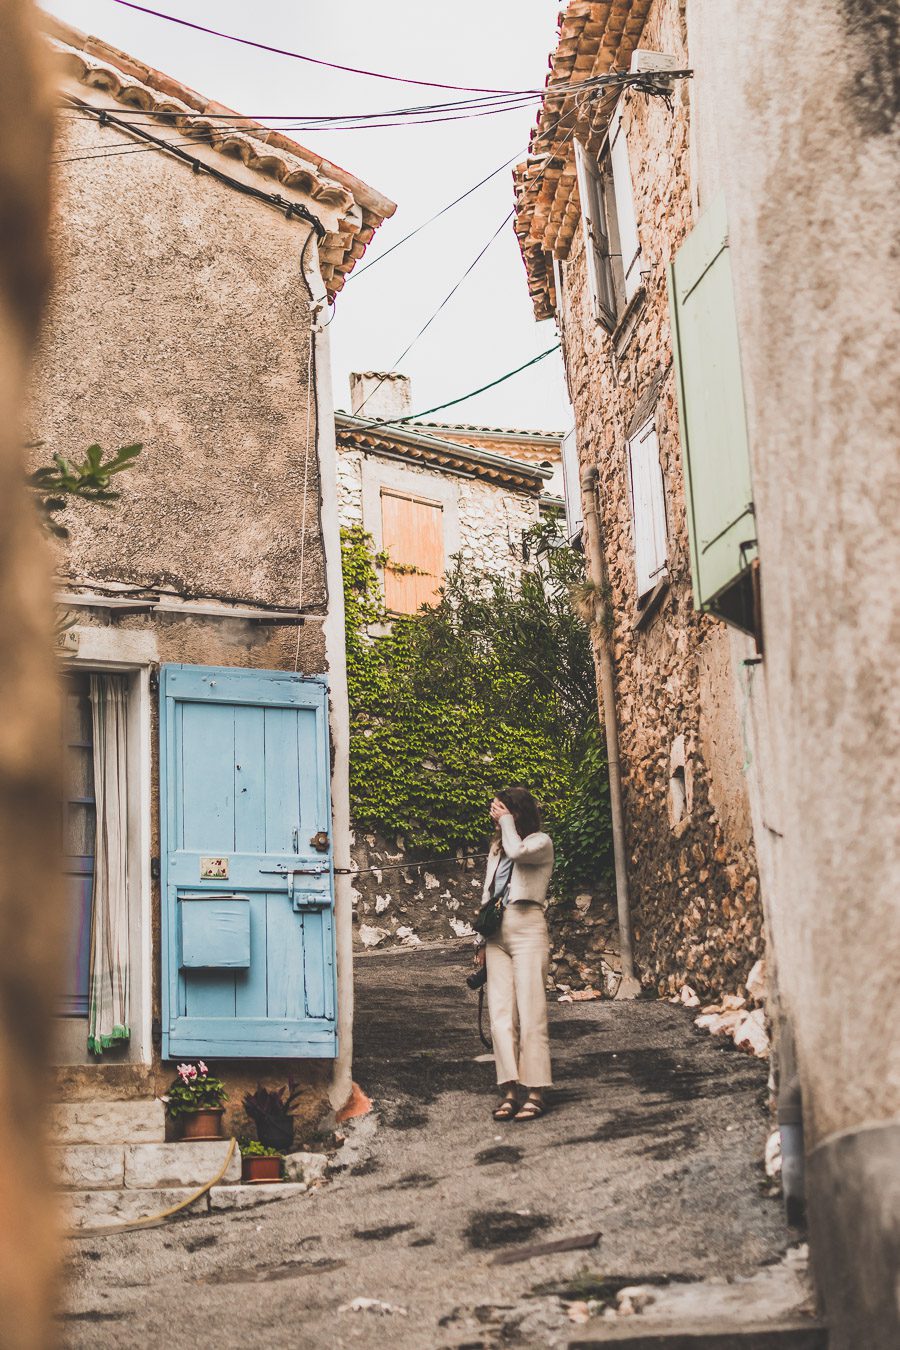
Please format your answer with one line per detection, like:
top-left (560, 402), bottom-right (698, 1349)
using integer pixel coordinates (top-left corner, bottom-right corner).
top-left (380, 490), bottom-right (444, 614)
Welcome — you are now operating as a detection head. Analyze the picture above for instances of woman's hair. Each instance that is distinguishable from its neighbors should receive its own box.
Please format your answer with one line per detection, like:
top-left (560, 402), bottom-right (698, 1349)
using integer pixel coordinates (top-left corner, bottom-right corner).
top-left (497, 786), bottom-right (542, 839)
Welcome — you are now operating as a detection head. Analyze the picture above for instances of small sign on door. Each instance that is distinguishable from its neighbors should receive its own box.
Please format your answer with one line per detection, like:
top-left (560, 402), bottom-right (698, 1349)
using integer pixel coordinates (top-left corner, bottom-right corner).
top-left (200, 856), bottom-right (229, 880)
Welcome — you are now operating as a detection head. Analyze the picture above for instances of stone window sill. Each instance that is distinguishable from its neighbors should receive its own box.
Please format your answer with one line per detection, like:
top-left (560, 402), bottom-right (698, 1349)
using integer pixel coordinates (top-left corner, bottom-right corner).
top-left (632, 575), bottom-right (669, 632)
top-left (612, 285), bottom-right (647, 360)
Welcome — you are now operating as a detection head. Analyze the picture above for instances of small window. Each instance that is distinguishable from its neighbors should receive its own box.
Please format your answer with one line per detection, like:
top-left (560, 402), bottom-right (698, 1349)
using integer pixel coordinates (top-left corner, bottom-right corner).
top-left (627, 420), bottom-right (668, 600)
top-left (574, 101), bottom-right (644, 332)
top-left (380, 489), bottom-right (445, 615)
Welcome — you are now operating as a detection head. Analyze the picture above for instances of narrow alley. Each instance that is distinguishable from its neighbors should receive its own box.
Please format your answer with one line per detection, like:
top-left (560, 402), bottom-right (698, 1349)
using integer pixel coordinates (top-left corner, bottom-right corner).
top-left (60, 943), bottom-right (812, 1348)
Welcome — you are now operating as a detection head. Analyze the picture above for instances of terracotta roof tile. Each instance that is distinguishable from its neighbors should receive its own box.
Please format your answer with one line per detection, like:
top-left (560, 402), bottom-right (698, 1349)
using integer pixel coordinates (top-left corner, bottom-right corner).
top-left (513, 0), bottom-right (653, 318)
top-left (46, 16), bottom-right (396, 297)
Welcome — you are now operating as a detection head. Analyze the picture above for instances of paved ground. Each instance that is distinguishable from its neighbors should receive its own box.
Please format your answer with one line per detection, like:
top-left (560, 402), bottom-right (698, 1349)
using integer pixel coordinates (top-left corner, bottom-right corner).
top-left (60, 943), bottom-right (794, 1348)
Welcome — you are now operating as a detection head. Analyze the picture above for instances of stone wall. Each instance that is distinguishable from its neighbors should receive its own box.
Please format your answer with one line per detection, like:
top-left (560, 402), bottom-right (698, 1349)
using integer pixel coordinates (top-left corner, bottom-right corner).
top-left (336, 446), bottom-right (541, 584)
top-left (555, 0), bottom-right (762, 1000)
top-left (349, 828), bottom-right (620, 994)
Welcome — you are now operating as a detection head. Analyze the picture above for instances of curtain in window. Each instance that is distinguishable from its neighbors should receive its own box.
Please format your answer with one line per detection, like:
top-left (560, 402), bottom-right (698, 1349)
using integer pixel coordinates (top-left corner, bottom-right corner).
top-left (87, 675), bottom-right (130, 1055)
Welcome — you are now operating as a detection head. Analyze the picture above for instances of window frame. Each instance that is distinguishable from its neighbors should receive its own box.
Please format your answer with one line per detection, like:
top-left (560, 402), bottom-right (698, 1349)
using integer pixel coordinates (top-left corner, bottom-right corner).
top-left (626, 417), bottom-right (669, 602)
top-left (574, 99), bottom-right (644, 332)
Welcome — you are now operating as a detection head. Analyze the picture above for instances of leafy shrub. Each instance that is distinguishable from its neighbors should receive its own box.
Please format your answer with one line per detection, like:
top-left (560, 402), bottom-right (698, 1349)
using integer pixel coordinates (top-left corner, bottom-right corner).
top-left (342, 522), bottom-right (612, 893)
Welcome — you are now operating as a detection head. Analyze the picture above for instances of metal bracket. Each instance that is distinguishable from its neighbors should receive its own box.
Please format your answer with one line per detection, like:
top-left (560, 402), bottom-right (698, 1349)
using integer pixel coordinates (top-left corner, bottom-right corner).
top-left (259, 865), bottom-right (329, 903)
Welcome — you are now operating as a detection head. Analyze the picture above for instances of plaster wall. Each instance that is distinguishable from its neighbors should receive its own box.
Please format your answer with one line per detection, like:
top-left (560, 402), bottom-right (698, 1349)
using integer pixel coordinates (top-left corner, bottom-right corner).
top-left (687, 0), bottom-right (900, 1150)
top-left (556, 0), bottom-right (762, 999)
top-left (336, 446), bottom-right (541, 584)
top-left (32, 113), bottom-right (326, 614)
top-left (685, 4), bottom-right (900, 1339)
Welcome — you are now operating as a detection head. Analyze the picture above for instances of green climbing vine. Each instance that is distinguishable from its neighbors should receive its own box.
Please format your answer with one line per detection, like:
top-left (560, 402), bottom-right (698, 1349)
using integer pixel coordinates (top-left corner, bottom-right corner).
top-left (342, 521), bottom-right (612, 894)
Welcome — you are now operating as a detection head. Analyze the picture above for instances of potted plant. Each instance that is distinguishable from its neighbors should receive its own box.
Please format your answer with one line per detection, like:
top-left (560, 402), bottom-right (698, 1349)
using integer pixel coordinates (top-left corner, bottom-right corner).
top-left (242, 1079), bottom-right (303, 1153)
top-left (240, 1139), bottom-right (284, 1184)
top-left (163, 1061), bottom-right (228, 1140)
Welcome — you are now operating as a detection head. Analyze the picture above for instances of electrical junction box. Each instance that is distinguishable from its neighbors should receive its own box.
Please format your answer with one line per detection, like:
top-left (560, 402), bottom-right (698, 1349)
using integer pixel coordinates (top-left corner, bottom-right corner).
top-left (630, 50), bottom-right (682, 92)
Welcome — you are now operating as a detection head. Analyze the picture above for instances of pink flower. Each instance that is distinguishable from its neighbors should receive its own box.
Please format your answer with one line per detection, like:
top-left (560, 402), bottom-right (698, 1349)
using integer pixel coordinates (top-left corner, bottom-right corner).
top-left (197, 1060), bottom-right (208, 1076)
top-left (177, 1062), bottom-right (198, 1083)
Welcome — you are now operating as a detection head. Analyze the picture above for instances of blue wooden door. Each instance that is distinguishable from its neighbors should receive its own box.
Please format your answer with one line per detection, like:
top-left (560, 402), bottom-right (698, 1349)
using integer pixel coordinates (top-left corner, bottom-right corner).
top-left (160, 665), bottom-right (337, 1060)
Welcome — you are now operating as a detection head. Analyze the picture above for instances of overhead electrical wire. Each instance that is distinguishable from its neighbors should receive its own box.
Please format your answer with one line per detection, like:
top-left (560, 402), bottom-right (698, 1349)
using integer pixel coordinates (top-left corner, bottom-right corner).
top-left (352, 113), bottom-right (583, 419)
top-left (348, 151), bottom-right (521, 280)
top-left (366, 344), bottom-right (563, 426)
top-left (111, 0), bottom-right (523, 94)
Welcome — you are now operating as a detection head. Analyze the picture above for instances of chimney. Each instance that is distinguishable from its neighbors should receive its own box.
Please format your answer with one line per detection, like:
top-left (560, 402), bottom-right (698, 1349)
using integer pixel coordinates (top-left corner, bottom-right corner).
top-left (350, 371), bottom-right (413, 421)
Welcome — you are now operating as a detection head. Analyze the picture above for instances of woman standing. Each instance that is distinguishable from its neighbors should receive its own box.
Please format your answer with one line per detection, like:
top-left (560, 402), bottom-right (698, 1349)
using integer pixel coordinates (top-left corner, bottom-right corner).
top-left (475, 788), bottom-right (553, 1122)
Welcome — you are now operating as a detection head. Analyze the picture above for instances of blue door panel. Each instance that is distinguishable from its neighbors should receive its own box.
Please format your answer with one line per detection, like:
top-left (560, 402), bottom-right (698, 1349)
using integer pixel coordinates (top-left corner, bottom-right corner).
top-left (160, 665), bottom-right (337, 1060)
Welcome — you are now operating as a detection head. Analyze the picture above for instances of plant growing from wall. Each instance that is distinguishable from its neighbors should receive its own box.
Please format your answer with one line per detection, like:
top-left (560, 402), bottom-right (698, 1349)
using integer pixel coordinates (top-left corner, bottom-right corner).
top-left (342, 521), bottom-right (612, 892)
top-left (28, 440), bottom-right (142, 537)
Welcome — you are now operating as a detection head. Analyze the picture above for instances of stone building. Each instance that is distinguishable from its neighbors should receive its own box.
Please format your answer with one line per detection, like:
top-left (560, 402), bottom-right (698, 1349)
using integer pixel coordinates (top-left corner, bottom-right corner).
top-left (516, 2), bottom-right (900, 1344)
top-left (33, 17), bottom-right (394, 1224)
top-left (334, 371), bottom-right (567, 944)
top-left (336, 371), bottom-right (563, 611)
top-left (514, 0), bottom-right (761, 1004)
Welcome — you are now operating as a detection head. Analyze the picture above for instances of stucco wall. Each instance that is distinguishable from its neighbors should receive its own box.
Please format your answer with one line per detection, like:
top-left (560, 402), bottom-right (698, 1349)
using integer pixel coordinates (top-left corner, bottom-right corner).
top-left (686, 0), bottom-right (900, 1144)
top-left (336, 446), bottom-right (541, 583)
top-left (686, 5), bottom-right (900, 1340)
top-left (32, 113), bottom-right (326, 613)
top-left (556, 0), bottom-right (762, 999)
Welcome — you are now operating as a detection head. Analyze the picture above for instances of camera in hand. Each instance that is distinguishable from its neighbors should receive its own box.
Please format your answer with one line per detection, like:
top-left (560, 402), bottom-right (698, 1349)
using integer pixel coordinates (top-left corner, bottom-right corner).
top-left (466, 965), bottom-right (487, 991)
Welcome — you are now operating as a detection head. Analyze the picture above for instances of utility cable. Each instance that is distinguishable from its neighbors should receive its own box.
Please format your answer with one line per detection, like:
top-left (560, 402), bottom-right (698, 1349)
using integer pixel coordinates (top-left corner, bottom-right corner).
top-left (352, 209), bottom-right (514, 419)
top-left (347, 151), bottom-right (522, 278)
top-left (112, 0), bottom-right (522, 94)
top-left (352, 111), bottom-right (583, 419)
top-left (393, 345), bottom-right (562, 423)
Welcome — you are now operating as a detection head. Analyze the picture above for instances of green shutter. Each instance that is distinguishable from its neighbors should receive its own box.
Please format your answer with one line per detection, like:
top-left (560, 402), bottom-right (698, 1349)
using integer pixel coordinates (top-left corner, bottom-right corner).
top-left (668, 193), bottom-right (757, 632)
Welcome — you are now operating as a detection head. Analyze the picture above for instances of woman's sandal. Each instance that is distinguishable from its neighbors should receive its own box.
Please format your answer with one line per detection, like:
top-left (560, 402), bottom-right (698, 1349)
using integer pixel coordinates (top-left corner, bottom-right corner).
top-left (514, 1096), bottom-right (546, 1121)
top-left (492, 1097), bottom-right (519, 1120)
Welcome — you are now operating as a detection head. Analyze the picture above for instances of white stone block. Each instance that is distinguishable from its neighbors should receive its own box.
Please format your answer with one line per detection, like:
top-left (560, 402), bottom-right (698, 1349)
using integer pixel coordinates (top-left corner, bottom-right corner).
top-left (124, 1140), bottom-right (240, 1189)
top-left (54, 1144), bottom-right (124, 1190)
top-left (64, 1186), bottom-right (209, 1230)
top-left (52, 1099), bottom-right (165, 1145)
top-left (282, 1150), bottom-right (328, 1183)
top-left (208, 1182), bottom-right (307, 1211)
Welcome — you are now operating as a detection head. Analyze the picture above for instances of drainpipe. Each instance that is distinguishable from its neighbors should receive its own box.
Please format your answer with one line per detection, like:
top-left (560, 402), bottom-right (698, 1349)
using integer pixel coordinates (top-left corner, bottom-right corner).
top-left (580, 466), bottom-right (641, 999)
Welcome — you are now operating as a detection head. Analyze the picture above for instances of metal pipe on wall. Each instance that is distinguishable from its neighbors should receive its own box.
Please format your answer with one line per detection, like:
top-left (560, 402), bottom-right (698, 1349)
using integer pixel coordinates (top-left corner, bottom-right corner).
top-left (579, 466), bottom-right (641, 999)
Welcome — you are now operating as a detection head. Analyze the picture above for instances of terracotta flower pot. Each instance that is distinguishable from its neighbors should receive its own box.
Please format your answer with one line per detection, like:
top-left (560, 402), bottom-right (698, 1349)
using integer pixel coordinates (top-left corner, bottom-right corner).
top-left (181, 1107), bottom-right (225, 1141)
top-left (242, 1154), bottom-right (283, 1184)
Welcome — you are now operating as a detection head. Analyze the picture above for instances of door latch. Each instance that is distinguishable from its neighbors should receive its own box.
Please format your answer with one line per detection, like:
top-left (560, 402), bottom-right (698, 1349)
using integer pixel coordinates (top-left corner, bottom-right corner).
top-left (259, 864), bottom-right (328, 903)
top-left (310, 831), bottom-right (329, 853)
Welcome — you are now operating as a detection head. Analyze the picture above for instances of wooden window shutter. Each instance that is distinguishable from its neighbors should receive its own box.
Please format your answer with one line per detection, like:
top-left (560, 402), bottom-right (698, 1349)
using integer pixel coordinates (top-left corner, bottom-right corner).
top-left (574, 139), bottom-right (617, 332)
top-left (380, 490), bottom-right (445, 615)
top-left (608, 101), bottom-right (643, 303)
top-left (667, 192), bottom-right (757, 632)
top-left (628, 421), bottom-right (668, 598)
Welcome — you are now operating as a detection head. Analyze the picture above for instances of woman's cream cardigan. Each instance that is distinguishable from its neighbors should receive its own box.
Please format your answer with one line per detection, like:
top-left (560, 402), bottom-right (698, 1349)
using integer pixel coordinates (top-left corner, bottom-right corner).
top-left (480, 814), bottom-right (554, 911)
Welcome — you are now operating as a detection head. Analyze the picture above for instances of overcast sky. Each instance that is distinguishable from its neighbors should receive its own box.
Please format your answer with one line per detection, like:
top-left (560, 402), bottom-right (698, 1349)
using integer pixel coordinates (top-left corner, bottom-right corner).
top-left (41, 0), bottom-right (571, 432)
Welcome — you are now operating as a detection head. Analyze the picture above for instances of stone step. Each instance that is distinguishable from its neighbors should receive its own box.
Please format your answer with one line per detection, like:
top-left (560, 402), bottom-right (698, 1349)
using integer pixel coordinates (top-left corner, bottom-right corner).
top-left (65, 1180), bottom-right (309, 1229)
top-left (54, 1140), bottom-right (240, 1190)
top-left (65, 1186), bottom-right (211, 1230)
top-left (568, 1321), bottom-right (827, 1349)
top-left (52, 1098), bottom-right (165, 1145)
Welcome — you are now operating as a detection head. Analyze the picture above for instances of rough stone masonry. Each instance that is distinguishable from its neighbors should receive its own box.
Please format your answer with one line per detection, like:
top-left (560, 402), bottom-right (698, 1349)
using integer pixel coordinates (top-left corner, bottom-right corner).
top-left (545, 0), bottom-right (764, 1000)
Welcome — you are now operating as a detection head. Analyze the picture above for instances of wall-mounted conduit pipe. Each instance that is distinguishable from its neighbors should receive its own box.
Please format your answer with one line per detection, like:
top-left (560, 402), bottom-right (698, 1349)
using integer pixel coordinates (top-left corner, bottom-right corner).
top-left (580, 466), bottom-right (641, 998)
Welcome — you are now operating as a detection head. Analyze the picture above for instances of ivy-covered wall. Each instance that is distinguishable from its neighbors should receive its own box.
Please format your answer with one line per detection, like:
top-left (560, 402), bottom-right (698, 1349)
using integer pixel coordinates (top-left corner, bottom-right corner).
top-left (342, 524), bottom-right (616, 976)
